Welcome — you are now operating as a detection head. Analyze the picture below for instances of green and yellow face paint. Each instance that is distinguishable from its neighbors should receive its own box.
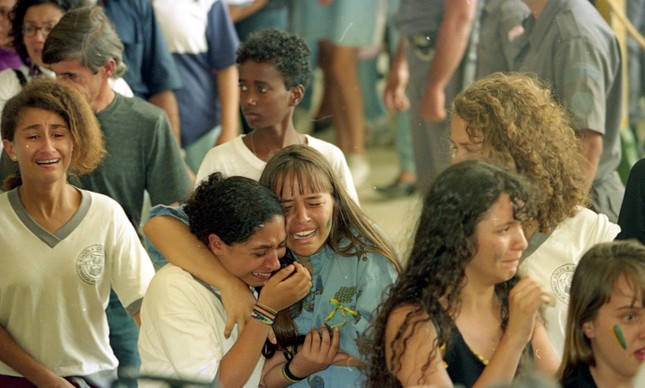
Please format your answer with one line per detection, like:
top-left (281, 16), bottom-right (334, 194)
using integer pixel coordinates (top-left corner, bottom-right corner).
top-left (612, 324), bottom-right (627, 350)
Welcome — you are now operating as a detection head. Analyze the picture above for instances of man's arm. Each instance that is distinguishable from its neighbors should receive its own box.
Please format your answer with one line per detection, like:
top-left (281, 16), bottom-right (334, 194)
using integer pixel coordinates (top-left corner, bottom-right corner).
top-left (226, 0), bottom-right (268, 22)
top-left (577, 129), bottom-right (603, 192)
top-left (420, 0), bottom-right (478, 122)
top-left (383, 39), bottom-right (411, 113)
top-left (214, 65), bottom-right (240, 145)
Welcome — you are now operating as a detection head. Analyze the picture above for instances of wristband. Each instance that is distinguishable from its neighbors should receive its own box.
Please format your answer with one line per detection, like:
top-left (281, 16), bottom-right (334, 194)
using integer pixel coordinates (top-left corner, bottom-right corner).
top-left (281, 360), bottom-right (305, 383)
top-left (251, 308), bottom-right (274, 325)
top-left (254, 303), bottom-right (277, 320)
top-left (254, 301), bottom-right (278, 316)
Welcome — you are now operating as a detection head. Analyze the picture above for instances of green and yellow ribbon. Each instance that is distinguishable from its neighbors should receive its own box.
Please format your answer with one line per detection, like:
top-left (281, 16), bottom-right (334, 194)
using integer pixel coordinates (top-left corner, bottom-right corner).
top-left (324, 298), bottom-right (359, 329)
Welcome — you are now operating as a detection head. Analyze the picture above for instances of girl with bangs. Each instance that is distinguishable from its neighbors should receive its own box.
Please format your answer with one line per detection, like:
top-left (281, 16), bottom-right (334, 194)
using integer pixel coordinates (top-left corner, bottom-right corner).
top-left (257, 145), bottom-right (399, 387)
top-left (559, 241), bottom-right (645, 388)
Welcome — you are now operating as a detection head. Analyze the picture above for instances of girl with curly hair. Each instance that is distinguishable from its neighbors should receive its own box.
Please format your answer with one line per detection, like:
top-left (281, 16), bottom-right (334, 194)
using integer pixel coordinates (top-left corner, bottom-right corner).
top-left (367, 160), bottom-right (559, 387)
top-left (449, 72), bottom-right (620, 355)
top-left (0, 78), bottom-right (154, 387)
top-left (559, 240), bottom-right (645, 388)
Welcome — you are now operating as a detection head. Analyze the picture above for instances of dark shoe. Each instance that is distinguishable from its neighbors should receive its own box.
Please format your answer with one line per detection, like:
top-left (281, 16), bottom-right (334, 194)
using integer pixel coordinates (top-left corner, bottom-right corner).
top-left (375, 178), bottom-right (416, 197)
top-left (311, 117), bottom-right (333, 134)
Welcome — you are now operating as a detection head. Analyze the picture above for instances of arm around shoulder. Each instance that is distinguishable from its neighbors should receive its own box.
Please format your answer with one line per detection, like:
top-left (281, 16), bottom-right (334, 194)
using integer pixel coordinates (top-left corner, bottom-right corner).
top-left (143, 211), bottom-right (256, 338)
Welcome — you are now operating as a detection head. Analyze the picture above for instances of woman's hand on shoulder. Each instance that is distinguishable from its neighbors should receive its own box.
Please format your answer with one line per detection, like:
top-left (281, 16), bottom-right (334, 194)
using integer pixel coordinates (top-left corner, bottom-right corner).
top-left (258, 262), bottom-right (312, 312)
top-left (220, 276), bottom-right (256, 339)
top-left (385, 305), bottom-right (452, 387)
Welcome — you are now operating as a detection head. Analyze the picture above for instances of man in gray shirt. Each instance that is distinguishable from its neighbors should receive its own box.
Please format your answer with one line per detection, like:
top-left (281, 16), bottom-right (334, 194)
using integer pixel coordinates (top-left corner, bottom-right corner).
top-left (514, 0), bottom-right (624, 222)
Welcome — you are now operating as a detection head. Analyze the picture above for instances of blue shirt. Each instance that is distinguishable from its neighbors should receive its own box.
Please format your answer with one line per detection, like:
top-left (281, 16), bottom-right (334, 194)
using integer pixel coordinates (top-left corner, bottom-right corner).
top-left (153, 0), bottom-right (239, 146)
top-left (103, 0), bottom-right (181, 99)
top-left (291, 244), bottom-right (398, 387)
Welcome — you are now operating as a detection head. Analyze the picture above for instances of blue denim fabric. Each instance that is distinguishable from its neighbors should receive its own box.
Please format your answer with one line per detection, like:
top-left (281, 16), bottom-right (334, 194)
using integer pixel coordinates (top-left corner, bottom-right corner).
top-left (107, 290), bottom-right (140, 386)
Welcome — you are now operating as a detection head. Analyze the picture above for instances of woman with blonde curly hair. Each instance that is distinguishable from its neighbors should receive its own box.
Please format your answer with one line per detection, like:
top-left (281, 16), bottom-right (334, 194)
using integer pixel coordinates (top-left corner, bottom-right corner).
top-left (450, 72), bottom-right (620, 356)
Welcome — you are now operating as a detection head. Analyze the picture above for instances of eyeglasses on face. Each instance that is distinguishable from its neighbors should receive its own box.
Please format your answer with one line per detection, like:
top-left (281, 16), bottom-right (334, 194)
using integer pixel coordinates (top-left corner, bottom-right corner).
top-left (22, 24), bottom-right (55, 37)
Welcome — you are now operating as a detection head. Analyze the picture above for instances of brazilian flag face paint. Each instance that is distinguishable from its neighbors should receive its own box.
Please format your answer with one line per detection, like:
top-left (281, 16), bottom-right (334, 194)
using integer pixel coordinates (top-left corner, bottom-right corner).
top-left (584, 275), bottom-right (645, 379)
top-left (613, 324), bottom-right (627, 350)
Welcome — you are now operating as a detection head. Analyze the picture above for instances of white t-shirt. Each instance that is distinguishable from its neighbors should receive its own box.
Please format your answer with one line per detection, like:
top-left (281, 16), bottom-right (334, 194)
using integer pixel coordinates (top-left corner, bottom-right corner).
top-left (520, 206), bottom-right (620, 356)
top-left (138, 264), bottom-right (263, 387)
top-left (0, 188), bottom-right (154, 379)
top-left (195, 134), bottom-right (360, 204)
top-left (0, 65), bottom-right (42, 127)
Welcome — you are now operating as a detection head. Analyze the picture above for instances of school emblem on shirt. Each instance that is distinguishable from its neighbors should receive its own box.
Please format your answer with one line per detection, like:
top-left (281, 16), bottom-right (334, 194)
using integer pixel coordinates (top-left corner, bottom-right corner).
top-left (550, 264), bottom-right (575, 304)
top-left (77, 244), bottom-right (105, 285)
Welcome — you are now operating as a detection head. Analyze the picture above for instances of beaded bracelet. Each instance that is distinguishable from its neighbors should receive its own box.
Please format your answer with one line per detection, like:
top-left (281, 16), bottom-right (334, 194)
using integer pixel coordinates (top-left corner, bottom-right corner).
top-left (281, 360), bottom-right (305, 383)
top-left (251, 308), bottom-right (274, 326)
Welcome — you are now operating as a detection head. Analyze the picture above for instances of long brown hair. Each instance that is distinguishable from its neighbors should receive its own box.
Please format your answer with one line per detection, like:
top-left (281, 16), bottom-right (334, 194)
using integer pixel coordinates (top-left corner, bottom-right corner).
top-left (367, 160), bottom-right (535, 387)
top-left (259, 144), bottom-right (399, 268)
top-left (559, 240), bottom-right (645, 380)
top-left (259, 144), bottom-right (400, 357)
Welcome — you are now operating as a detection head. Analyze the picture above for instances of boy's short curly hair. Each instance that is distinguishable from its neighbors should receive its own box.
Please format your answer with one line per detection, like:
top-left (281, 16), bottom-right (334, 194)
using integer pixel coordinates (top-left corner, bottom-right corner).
top-left (236, 28), bottom-right (312, 89)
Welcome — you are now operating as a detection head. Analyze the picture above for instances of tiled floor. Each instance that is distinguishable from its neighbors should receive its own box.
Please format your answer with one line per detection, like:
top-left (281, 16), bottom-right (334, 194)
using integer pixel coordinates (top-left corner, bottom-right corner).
top-left (303, 119), bottom-right (422, 263)
top-left (298, 68), bottom-right (422, 263)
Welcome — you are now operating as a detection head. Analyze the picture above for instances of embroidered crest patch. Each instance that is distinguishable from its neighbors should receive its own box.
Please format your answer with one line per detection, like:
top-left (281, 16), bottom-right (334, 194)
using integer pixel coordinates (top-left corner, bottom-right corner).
top-left (77, 244), bottom-right (105, 285)
top-left (550, 263), bottom-right (575, 304)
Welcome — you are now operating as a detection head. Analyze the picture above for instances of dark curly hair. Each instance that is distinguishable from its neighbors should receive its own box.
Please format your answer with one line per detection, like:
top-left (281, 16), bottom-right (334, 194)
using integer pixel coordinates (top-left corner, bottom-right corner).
top-left (452, 72), bottom-right (588, 233)
top-left (184, 173), bottom-right (284, 246)
top-left (367, 160), bottom-right (535, 387)
top-left (10, 0), bottom-right (86, 67)
top-left (236, 28), bottom-right (312, 89)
